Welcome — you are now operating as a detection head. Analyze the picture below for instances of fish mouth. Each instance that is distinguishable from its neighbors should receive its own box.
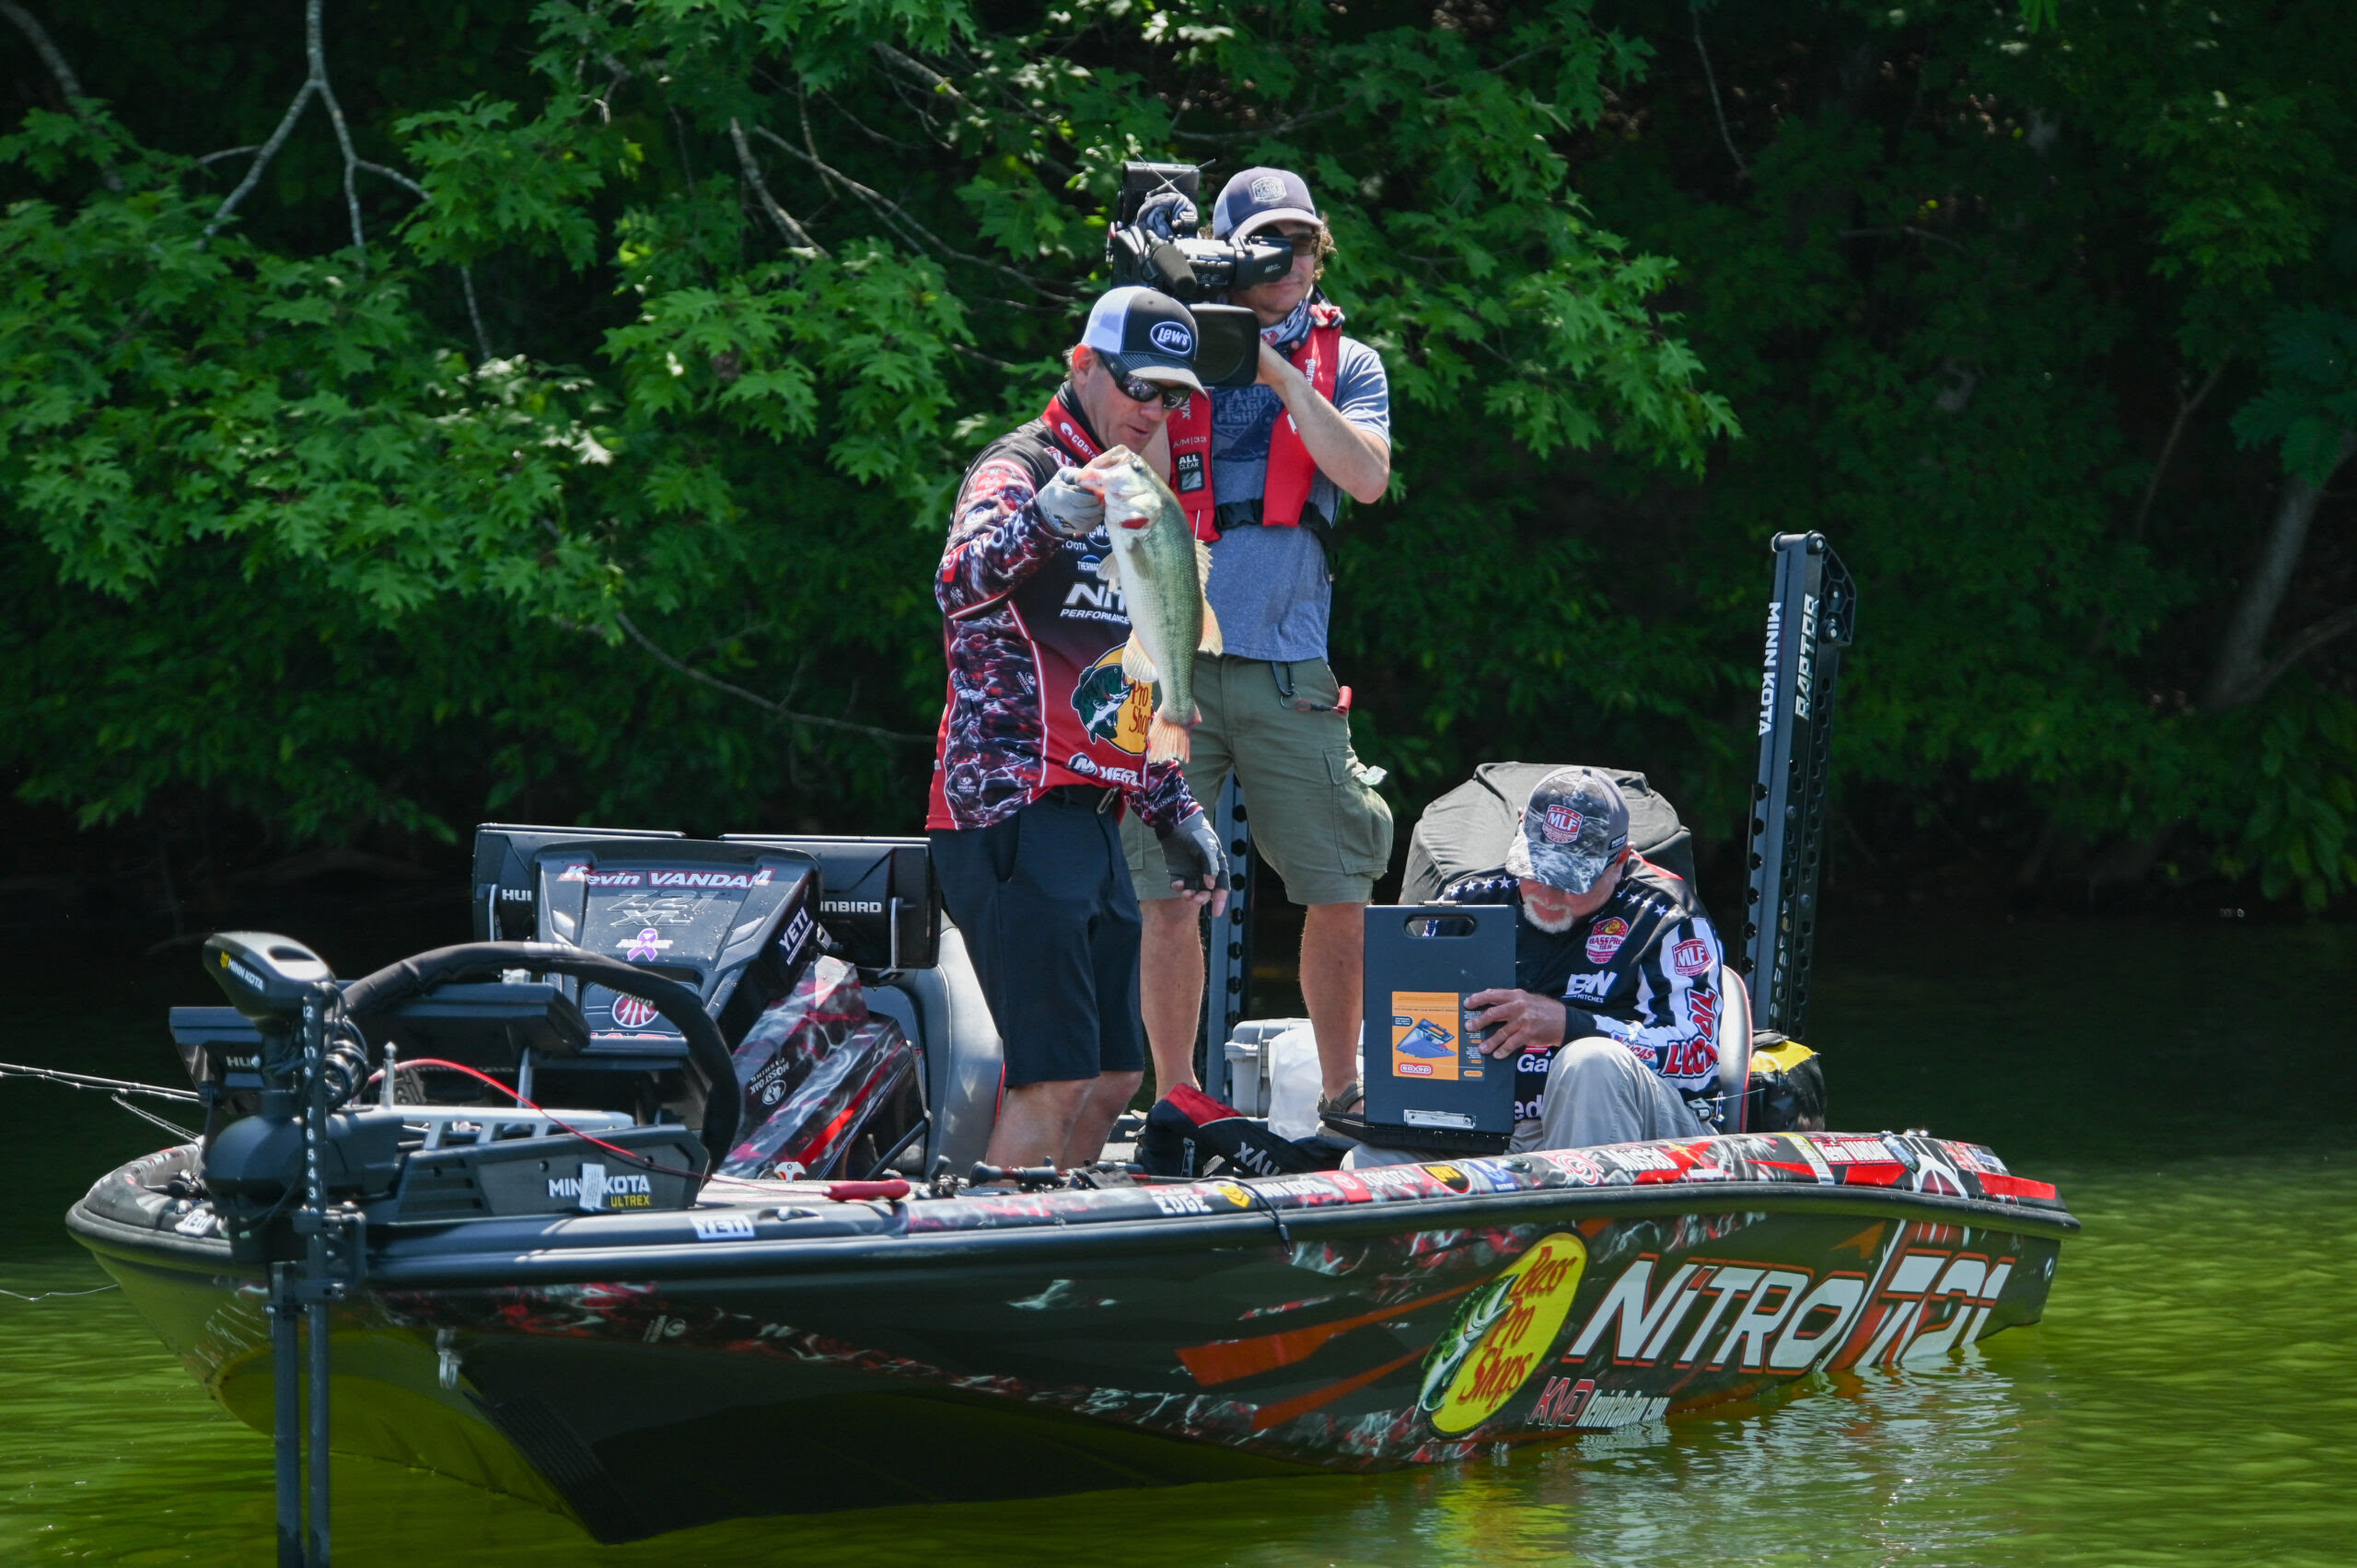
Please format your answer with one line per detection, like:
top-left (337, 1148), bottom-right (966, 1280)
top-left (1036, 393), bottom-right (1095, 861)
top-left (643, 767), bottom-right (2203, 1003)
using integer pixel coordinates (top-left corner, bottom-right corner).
top-left (1117, 516), bottom-right (1151, 529)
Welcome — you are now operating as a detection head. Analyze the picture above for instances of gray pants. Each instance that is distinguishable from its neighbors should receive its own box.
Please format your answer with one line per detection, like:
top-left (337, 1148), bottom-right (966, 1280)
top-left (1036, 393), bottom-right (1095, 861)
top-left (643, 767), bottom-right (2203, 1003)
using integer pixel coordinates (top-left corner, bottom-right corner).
top-left (1343, 1037), bottom-right (1702, 1168)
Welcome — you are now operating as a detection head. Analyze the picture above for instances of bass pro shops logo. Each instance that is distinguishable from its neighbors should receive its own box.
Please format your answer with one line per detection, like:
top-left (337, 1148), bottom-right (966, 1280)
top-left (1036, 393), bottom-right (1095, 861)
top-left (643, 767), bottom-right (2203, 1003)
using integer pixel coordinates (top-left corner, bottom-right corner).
top-left (1071, 646), bottom-right (1154, 756)
top-left (1419, 1231), bottom-right (1589, 1434)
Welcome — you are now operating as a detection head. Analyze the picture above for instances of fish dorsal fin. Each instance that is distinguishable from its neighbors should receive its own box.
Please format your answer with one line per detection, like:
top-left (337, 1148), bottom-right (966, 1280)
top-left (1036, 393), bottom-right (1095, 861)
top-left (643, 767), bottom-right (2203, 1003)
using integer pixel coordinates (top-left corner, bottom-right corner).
top-left (1193, 538), bottom-right (1213, 585)
top-left (1198, 597), bottom-right (1223, 656)
top-left (1120, 631), bottom-right (1157, 684)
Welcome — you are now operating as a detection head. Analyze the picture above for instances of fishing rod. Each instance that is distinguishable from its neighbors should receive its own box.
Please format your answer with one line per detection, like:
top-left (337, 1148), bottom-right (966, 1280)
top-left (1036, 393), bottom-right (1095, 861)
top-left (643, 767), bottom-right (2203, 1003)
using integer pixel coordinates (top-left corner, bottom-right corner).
top-left (0, 1062), bottom-right (200, 1101)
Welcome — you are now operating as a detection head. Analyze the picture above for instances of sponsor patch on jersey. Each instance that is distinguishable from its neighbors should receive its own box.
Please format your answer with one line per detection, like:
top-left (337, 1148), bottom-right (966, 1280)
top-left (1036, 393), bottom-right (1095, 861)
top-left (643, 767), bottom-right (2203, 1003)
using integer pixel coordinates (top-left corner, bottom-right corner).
top-left (961, 457), bottom-right (1030, 509)
top-left (1174, 449), bottom-right (1204, 492)
top-left (1585, 917), bottom-right (1631, 964)
top-left (1672, 938), bottom-right (1712, 977)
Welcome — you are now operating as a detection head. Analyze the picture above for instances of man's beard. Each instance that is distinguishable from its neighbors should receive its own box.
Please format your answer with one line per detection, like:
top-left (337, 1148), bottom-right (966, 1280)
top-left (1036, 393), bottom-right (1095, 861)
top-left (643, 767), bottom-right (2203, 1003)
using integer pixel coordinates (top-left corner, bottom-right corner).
top-left (1520, 899), bottom-right (1578, 935)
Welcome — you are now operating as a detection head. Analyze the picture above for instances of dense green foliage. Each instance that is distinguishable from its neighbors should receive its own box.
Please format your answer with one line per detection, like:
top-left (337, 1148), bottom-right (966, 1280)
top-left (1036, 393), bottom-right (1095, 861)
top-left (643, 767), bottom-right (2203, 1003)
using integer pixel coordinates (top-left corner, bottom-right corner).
top-left (1, 0), bottom-right (2351, 905)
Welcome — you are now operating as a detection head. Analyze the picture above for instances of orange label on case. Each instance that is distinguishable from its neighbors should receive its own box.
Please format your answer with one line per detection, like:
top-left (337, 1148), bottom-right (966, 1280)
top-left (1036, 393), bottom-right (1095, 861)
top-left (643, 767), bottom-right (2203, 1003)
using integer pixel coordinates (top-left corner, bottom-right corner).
top-left (1390, 991), bottom-right (1462, 1080)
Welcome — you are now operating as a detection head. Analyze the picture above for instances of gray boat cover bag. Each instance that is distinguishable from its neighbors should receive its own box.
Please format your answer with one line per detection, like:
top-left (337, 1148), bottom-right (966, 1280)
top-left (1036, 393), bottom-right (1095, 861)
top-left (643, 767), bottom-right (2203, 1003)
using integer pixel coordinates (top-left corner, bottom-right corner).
top-left (1400, 762), bottom-right (1698, 902)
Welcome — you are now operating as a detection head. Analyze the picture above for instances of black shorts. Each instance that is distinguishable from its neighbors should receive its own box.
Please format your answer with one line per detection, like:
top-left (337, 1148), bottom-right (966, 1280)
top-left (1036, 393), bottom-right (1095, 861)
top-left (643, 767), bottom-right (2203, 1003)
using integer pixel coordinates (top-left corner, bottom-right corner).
top-left (929, 790), bottom-right (1145, 1089)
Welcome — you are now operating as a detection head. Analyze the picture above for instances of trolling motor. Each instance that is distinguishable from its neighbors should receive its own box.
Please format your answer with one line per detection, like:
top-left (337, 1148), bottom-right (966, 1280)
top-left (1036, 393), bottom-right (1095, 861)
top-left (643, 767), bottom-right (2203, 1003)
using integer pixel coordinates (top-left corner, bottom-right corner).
top-left (201, 931), bottom-right (347, 1568)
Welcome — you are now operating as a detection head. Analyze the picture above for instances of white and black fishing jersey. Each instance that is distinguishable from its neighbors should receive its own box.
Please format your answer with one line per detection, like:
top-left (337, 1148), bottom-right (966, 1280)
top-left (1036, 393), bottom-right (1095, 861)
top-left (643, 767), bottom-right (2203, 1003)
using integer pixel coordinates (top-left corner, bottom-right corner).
top-left (1442, 856), bottom-right (1729, 1127)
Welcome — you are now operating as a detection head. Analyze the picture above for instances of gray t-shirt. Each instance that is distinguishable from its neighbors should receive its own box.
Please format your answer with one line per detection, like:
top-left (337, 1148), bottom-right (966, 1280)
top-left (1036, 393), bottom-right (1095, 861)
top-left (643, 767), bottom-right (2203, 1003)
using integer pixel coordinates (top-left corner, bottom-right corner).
top-left (1203, 331), bottom-right (1389, 662)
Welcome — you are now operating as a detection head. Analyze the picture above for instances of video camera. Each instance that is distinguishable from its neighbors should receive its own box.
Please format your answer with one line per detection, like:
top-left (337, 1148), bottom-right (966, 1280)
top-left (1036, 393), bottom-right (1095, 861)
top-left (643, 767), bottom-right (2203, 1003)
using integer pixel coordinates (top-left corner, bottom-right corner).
top-left (1105, 162), bottom-right (1282, 390)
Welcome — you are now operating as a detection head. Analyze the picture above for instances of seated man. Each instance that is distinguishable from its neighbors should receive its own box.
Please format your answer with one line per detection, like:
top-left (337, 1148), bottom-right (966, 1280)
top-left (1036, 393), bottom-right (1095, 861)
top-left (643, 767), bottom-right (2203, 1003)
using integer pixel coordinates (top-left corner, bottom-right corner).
top-left (1348, 767), bottom-right (1726, 1164)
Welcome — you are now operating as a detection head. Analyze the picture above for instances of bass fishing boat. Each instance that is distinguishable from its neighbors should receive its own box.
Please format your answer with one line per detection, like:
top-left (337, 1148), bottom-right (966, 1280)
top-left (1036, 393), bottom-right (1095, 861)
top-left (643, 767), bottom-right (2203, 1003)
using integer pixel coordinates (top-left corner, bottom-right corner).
top-left (62, 534), bottom-right (2074, 1551)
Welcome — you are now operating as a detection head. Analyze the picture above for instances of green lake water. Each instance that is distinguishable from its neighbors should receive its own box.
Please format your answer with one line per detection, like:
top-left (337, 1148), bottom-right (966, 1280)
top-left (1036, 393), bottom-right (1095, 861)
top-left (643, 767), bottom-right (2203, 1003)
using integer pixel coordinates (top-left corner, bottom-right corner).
top-left (3, 912), bottom-right (2351, 1566)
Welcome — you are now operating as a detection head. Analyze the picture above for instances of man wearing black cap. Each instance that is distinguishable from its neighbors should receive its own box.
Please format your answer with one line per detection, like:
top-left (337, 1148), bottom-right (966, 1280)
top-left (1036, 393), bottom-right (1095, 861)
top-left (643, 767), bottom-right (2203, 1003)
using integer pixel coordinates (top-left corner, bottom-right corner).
top-left (1120, 165), bottom-right (1396, 1121)
top-left (927, 286), bottom-right (1230, 1175)
top-left (1440, 767), bottom-right (1726, 1152)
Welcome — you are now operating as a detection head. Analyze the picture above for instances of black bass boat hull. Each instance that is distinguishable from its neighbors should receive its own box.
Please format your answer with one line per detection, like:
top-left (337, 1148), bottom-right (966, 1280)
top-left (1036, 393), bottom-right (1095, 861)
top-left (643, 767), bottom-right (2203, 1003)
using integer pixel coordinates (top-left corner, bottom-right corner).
top-left (71, 1132), bottom-right (2073, 1542)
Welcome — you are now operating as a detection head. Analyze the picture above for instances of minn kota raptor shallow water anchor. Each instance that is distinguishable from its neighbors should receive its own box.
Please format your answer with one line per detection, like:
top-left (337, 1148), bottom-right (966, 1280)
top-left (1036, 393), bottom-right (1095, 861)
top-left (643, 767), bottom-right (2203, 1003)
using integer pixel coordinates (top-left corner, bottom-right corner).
top-left (201, 931), bottom-right (353, 1568)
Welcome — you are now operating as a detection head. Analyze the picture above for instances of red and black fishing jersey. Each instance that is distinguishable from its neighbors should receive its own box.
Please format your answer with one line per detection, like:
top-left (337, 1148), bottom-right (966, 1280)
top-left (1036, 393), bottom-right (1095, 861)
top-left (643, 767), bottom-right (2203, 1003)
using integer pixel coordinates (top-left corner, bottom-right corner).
top-left (1442, 856), bottom-right (1730, 1128)
top-left (925, 388), bottom-right (1198, 836)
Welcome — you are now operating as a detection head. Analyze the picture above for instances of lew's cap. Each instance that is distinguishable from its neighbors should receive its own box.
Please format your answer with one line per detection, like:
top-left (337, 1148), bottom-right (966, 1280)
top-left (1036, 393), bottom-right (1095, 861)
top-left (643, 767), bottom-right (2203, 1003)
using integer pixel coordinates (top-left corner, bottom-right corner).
top-left (1504, 768), bottom-right (1631, 893)
top-left (1081, 286), bottom-right (1205, 395)
top-left (1211, 167), bottom-right (1320, 239)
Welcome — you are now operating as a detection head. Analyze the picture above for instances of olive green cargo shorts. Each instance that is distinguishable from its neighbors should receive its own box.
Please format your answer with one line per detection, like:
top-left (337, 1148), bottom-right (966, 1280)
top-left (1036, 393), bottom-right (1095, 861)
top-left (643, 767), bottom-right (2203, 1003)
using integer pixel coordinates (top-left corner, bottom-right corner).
top-left (1121, 654), bottom-right (1394, 907)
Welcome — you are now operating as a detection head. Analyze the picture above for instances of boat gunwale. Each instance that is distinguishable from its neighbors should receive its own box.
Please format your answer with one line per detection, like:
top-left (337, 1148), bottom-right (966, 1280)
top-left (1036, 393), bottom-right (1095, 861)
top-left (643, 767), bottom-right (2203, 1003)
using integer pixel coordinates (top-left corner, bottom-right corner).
top-left (67, 1172), bottom-right (2079, 1290)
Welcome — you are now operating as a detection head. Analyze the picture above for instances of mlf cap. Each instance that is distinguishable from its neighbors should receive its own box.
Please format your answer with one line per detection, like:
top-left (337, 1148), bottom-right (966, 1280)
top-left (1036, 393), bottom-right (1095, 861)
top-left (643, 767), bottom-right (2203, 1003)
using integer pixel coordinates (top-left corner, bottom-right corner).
top-left (1504, 768), bottom-right (1632, 893)
top-left (1211, 167), bottom-right (1320, 239)
top-left (1081, 286), bottom-right (1206, 394)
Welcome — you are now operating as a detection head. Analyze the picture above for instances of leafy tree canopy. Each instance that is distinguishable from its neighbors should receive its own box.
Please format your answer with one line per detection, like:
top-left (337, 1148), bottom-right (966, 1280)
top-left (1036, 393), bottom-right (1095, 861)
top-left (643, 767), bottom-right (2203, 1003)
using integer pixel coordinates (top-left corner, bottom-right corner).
top-left (1, 0), bottom-right (2352, 908)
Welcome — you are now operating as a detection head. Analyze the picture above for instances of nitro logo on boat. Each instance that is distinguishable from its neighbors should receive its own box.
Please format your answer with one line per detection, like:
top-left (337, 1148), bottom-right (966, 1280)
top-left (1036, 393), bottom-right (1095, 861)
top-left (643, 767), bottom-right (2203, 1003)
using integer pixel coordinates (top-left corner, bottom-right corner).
top-left (1560, 1238), bottom-right (2020, 1379)
top-left (549, 1165), bottom-right (654, 1211)
top-left (559, 865), bottom-right (777, 889)
top-left (1071, 648), bottom-right (1153, 756)
top-left (1420, 1231), bottom-right (1589, 1435)
top-left (1585, 918), bottom-right (1630, 964)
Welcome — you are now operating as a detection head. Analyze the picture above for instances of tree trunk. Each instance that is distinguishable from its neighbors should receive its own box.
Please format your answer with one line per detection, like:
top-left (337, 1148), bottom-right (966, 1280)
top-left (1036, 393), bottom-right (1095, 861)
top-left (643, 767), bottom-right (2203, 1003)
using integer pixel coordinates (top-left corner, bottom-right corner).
top-left (2200, 428), bottom-right (2357, 711)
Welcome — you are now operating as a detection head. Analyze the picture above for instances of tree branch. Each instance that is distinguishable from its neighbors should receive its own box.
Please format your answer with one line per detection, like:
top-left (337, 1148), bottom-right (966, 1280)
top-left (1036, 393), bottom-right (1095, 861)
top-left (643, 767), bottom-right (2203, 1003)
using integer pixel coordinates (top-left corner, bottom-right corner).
top-left (2242, 604), bottom-right (2357, 702)
top-left (1840, 226), bottom-right (1968, 253)
top-left (748, 123), bottom-right (1072, 302)
top-left (2132, 354), bottom-right (2232, 540)
top-left (1, 0), bottom-right (123, 190)
top-left (459, 263), bottom-right (493, 363)
top-left (204, 77), bottom-right (317, 238)
top-left (728, 117), bottom-right (826, 255)
top-left (1690, 1), bottom-right (1749, 180)
top-left (2201, 425), bottom-right (2357, 710)
top-left (612, 613), bottom-right (927, 743)
top-left (870, 41), bottom-right (966, 106)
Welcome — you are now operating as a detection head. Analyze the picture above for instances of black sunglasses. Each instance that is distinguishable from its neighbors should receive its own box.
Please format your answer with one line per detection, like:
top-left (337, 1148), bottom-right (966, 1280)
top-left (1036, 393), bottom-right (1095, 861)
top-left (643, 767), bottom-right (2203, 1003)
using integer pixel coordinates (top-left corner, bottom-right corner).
top-left (1266, 229), bottom-right (1323, 257)
top-left (1098, 354), bottom-right (1193, 410)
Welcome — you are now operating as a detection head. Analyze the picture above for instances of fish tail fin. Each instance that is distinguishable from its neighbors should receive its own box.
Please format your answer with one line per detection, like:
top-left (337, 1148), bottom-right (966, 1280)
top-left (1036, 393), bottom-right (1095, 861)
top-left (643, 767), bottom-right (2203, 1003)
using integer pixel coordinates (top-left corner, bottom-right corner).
top-left (1120, 632), bottom-right (1157, 684)
top-left (1198, 598), bottom-right (1223, 656)
top-left (1147, 712), bottom-right (1192, 764)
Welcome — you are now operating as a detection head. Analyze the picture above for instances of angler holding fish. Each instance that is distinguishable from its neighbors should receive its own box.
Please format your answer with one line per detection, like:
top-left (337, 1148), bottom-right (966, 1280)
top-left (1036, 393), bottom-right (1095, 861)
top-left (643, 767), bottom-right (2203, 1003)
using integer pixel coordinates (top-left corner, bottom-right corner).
top-left (926, 286), bottom-right (1230, 1177)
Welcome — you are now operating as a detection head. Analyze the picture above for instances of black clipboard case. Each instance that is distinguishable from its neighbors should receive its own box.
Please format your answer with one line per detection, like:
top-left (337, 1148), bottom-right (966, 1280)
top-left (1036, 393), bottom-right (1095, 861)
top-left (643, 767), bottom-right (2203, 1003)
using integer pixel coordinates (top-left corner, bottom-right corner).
top-left (1356, 904), bottom-right (1518, 1150)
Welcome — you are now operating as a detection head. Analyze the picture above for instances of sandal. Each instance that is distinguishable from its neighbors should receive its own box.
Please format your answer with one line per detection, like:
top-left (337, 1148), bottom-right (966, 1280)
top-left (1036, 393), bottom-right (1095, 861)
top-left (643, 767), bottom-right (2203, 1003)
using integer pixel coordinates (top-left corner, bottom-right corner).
top-left (1317, 1080), bottom-right (1364, 1119)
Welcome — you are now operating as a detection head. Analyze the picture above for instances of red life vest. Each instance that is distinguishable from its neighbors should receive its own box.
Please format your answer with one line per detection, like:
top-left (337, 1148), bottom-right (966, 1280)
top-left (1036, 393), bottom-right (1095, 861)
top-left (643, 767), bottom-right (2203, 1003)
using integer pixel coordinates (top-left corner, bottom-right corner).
top-left (1164, 305), bottom-right (1345, 544)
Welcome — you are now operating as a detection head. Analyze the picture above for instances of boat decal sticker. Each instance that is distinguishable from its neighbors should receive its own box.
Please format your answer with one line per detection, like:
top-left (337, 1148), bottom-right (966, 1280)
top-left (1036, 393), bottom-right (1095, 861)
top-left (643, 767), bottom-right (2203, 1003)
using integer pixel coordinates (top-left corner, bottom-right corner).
top-left (1420, 1231), bottom-right (1589, 1435)
top-left (691, 1213), bottom-right (757, 1241)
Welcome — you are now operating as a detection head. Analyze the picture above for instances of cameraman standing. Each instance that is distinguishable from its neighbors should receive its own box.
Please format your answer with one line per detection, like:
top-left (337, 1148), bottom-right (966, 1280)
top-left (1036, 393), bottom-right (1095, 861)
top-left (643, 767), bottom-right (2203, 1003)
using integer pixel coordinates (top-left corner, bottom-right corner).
top-left (1121, 167), bottom-right (1394, 1121)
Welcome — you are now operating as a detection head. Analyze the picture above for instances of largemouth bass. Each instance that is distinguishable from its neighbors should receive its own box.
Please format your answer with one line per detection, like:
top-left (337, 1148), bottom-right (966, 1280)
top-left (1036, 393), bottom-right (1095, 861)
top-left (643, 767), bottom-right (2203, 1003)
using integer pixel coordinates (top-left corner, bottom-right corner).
top-left (1080, 449), bottom-right (1223, 763)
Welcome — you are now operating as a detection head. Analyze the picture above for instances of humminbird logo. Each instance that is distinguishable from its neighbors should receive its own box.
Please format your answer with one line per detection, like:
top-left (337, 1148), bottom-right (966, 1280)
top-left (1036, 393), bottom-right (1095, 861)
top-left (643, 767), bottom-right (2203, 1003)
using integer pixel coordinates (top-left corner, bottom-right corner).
top-left (821, 900), bottom-right (885, 914)
top-left (548, 1164), bottom-right (655, 1211)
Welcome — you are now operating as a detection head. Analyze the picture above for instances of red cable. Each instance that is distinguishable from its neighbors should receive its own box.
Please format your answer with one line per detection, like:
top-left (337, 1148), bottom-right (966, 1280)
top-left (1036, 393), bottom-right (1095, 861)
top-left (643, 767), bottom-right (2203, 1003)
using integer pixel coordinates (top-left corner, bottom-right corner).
top-left (377, 1056), bottom-right (710, 1182)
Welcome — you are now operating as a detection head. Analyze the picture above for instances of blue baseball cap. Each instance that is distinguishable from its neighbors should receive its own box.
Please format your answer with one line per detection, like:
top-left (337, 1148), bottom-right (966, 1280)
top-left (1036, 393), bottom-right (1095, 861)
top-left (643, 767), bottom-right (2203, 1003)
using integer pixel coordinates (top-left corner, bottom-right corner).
top-left (1080, 286), bottom-right (1205, 394)
top-left (1211, 167), bottom-right (1320, 240)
